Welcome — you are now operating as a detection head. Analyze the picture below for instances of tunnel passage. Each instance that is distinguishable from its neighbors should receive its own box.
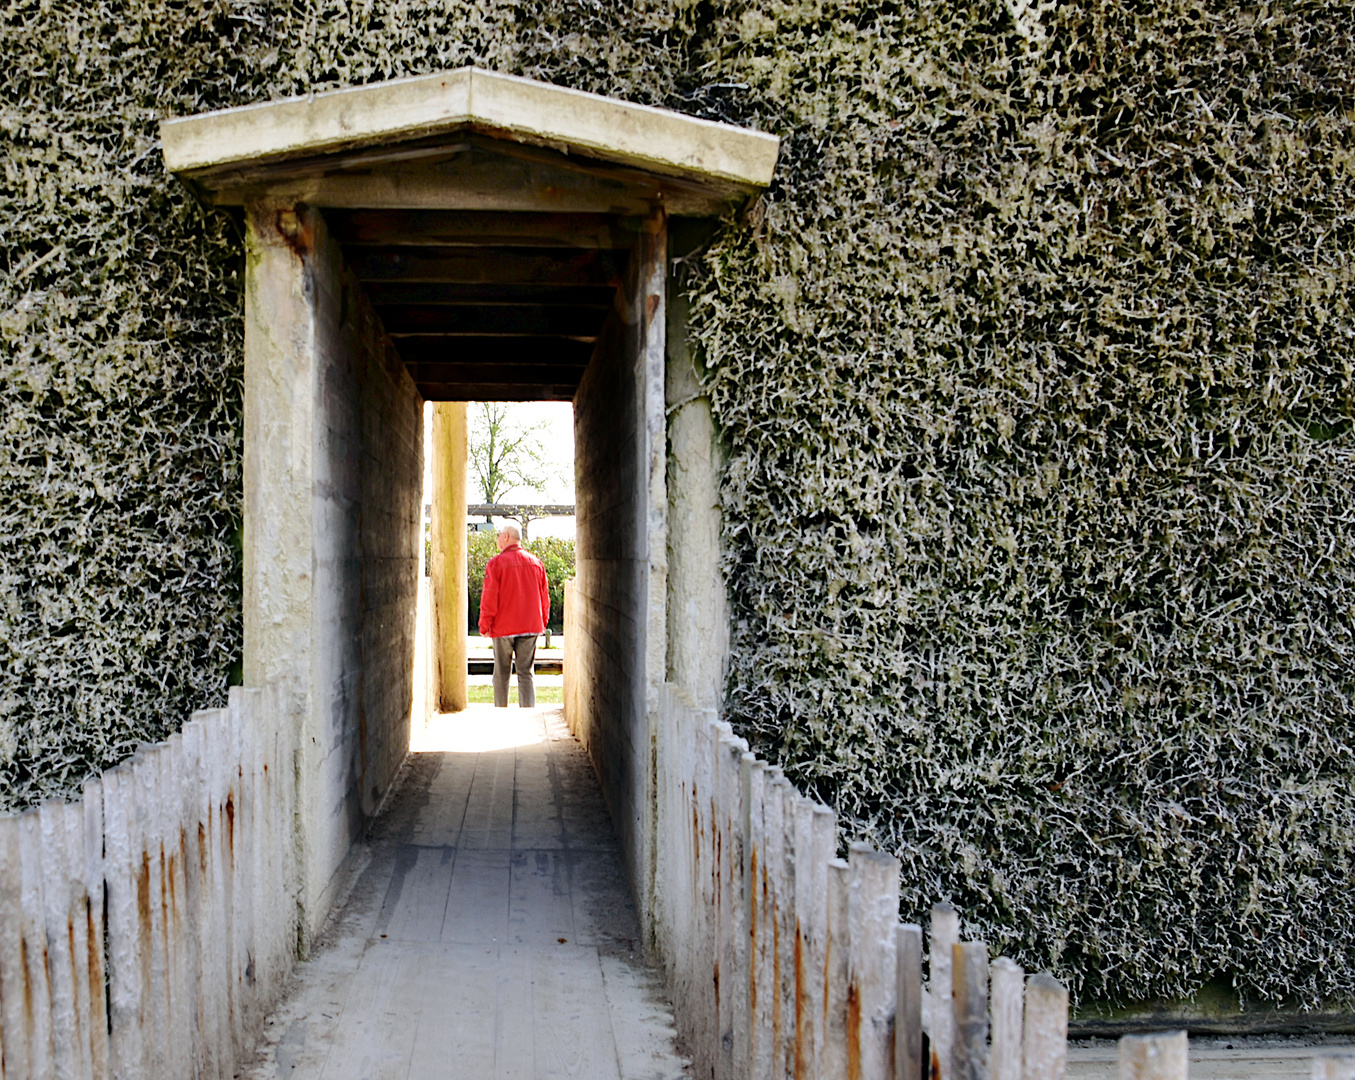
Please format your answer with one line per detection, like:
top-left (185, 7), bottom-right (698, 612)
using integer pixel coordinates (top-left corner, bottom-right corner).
top-left (159, 67), bottom-right (779, 942)
top-left (322, 201), bottom-right (666, 919)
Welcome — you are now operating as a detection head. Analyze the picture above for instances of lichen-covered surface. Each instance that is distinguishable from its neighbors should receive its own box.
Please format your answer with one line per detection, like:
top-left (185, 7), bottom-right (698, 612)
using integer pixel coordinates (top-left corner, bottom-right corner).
top-left (2, 0), bottom-right (1352, 1009)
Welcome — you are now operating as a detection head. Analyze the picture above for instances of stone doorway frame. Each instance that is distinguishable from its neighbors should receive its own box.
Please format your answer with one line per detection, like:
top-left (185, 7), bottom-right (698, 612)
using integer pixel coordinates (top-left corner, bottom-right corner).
top-left (160, 68), bottom-right (778, 940)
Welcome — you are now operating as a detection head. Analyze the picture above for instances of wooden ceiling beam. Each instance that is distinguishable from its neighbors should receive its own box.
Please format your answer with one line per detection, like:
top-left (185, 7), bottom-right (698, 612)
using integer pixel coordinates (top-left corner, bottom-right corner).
top-left (394, 335), bottom-right (595, 367)
top-left (415, 381), bottom-right (578, 403)
top-left (329, 209), bottom-right (641, 249)
top-left (378, 304), bottom-right (604, 338)
top-left (350, 245), bottom-right (624, 285)
top-left (405, 362), bottom-right (587, 384)
top-left (360, 281), bottom-right (617, 308)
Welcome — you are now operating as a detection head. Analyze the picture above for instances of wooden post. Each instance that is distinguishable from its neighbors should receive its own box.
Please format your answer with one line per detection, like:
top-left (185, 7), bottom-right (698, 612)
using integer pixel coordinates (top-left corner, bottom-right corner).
top-left (19, 808), bottom-right (56, 1080)
top-left (897, 924), bottom-right (925, 1080)
top-left (990, 958), bottom-right (1024, 1080)
top-left (929, 903), bottom-right (960, 1080)
top-left (1313, 1053), bottom-right (1355, 1080)
top-left (694, 717), bottom-right (715, 1069)
top-left (1023, 974), bottom-right (1069, 1080)
top-left (793, 799), bottom-right (831, 1080)
top-left (82, 775), bottom-right (110, 1080)
top-left (0, 812), bottom-right (32, 1079)
top-left (103, 764), bottom-right (144, 1077)
top-left (181, 717), bottom-right (211, 1080)
top-left (133, 748), bottom-right (170, 1078)
top-left (763, 773), bottom-right (788, 1076)
top-left (847, 843), bottom-right (900, 1080)
top-left (39, 798), bottom-right (81, 1080)
top-left (723, 741), bottom-right (750, 1079)
top-left (715, 726), bottom-right (737, 1078)
top-left (1118, 1032), bottom-right (1187, 1080)
top-left (746, 761), bottom-right (773, 1078)
top-left (952, 942), bottom-right (990, 1080)
top-left (822, 859), bottom-right (851, 1080)
top-left (190, 711), bottom-right (225, 1080)
top-left (430, 401), bottom-right (469, 712)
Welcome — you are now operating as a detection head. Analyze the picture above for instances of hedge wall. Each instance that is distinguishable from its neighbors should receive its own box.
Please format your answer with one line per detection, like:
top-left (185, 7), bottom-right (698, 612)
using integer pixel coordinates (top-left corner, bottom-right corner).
top-left (687, 0), bottom-right (1355, 1009)
top-left (2, 0), bottom-right (1352, 1010)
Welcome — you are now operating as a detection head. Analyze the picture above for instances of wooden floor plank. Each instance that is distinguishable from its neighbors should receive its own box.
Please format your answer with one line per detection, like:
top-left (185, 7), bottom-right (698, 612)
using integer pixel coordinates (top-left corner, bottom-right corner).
top-left (509, 849), bottom-right (576, 946)
top-left (494, 945), bottom-right (537, 1080)
top-left (461, 750), bottom-right (517, 850)
top-left (405, 943), bottom-right (500, 1080)
top-left (441, 849), bottom-right (512, 944)
top-left (599, 954), bottom-right (690, 1080)
top-left (511, 747), bottom-right (568, 850)
top-left (568, 850), bottom-right (642, 952)
top-left (411, 754), bottom-right (477, 847)
top-left (529, 946), bottom-right (622, 1080)
top-left (311, 941), bottom-right (423, 1080)
top-left (374, 845), bottom-right (455, 942)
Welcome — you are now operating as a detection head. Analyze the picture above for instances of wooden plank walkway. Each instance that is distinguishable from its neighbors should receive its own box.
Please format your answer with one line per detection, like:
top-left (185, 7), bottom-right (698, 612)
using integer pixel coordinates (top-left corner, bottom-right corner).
top-left (242, 707), bottom-right (689, 1080)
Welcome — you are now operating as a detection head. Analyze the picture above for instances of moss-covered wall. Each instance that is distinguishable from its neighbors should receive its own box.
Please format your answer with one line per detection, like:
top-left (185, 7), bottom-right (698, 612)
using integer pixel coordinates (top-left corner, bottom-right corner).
top-left (2, 0), bottom-right (1352, 1010)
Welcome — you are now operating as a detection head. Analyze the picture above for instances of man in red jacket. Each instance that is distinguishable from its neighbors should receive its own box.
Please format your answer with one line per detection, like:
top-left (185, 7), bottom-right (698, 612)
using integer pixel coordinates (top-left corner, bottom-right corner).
top-left (478, 524), bottom-right (551, 708)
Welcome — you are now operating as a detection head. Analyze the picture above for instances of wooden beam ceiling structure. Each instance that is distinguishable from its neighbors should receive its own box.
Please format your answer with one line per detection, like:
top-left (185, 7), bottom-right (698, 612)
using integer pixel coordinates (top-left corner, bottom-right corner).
top-left (330, 209), bottom-right (631, 400)
top-left (160, 67), bottom-right (780, 401)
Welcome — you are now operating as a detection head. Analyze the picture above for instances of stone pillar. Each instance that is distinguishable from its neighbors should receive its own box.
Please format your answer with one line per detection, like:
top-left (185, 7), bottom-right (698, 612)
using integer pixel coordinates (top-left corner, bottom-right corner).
top-left (242, 200), bottom-right (320, 693)
top-left (429, 402), bottom-right (469, 711)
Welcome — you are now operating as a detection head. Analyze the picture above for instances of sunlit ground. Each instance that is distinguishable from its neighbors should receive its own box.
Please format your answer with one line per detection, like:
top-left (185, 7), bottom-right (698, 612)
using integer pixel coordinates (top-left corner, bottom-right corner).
top-left (411, 702), bottom-right (566, 753)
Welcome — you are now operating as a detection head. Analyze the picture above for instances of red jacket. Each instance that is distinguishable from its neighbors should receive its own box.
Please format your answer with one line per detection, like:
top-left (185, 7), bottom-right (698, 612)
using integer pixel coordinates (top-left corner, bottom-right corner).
top-left (478, 543), bottom-right (550, 638)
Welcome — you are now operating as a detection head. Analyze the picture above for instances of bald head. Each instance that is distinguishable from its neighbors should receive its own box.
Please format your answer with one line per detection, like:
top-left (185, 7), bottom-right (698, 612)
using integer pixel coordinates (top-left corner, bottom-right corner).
top-left (497, 523), bottom-right (521, 551)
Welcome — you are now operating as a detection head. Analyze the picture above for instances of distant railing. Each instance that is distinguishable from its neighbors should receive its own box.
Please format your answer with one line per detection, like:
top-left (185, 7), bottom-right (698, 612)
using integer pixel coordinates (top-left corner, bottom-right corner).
top-left (0, 685), bottom-right (297, 1080)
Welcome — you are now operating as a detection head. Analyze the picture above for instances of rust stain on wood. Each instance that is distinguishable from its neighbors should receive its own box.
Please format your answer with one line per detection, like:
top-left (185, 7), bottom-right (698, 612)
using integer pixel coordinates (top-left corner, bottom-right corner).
top-left (794, 922), bottom-right (808, 1080)
top-left (137, 851), bottom-right (152, 939)
top-left (21, 935), bottom-right (33, 1026)
top-left (847, 981), bottom-right (862, 1080)
top-left (225, 792), bottom-right (236, 857)
top-left (772, 890), bottom-right (782, 1057)
top-left (748, 849), bottom-right (759, 1013)
top-left (86, 895), bottom-right (105, 1026)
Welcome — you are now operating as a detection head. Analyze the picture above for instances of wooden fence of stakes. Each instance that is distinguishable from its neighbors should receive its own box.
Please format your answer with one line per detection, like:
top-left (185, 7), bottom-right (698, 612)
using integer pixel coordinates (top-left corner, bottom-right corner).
top-left (4, 672), bottom-right (1355, 1077)
top-left (0, 685), bottom-right (298, 1080)
top-left (653, 685), bottom-right (1076, 1080)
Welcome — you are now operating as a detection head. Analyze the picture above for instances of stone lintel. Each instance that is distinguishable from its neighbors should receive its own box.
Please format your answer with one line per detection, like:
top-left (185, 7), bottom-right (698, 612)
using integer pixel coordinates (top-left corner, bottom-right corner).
top-left (160, 67), bottom-right (779, 201)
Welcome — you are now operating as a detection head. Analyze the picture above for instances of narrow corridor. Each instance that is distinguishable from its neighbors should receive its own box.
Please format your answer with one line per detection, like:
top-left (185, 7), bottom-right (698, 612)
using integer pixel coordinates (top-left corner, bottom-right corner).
top-left (243, 707), bottom-right (688, 1080)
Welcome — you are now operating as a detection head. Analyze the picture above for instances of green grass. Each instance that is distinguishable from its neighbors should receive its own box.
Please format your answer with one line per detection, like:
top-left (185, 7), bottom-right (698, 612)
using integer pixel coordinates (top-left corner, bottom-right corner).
top-left (466, 684), bottom-right (563, 705)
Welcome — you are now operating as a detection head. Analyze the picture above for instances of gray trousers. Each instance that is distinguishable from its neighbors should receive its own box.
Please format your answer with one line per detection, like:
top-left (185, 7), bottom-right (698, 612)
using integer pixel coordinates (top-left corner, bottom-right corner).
top-left (492, 634), bottom-right (538, 708)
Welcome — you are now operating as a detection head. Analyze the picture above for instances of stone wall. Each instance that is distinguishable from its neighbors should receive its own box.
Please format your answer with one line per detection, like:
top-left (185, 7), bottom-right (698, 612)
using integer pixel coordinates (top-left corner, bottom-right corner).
top-left (243, 203), bottom-right (421, 934)
top-left (571, 226), bottom-right (666, 918)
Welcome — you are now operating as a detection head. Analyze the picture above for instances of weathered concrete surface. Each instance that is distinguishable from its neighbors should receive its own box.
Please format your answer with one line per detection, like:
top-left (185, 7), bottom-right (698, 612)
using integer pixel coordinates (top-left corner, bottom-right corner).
top-left (161, 67), bottom-right (780, 195)
top-left (1068, 1039), bottom-right (1355, 1080)
top-left (243, 202), bottom-right (423, 944)
top-left (663, 286), bottom-right (728, 714)
top-left (429, 402), bottom-right (468, 712)
top-left (569, 216), bottom-right (667, 941)
top-left (241, 706), bottom-right (688, 1080)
